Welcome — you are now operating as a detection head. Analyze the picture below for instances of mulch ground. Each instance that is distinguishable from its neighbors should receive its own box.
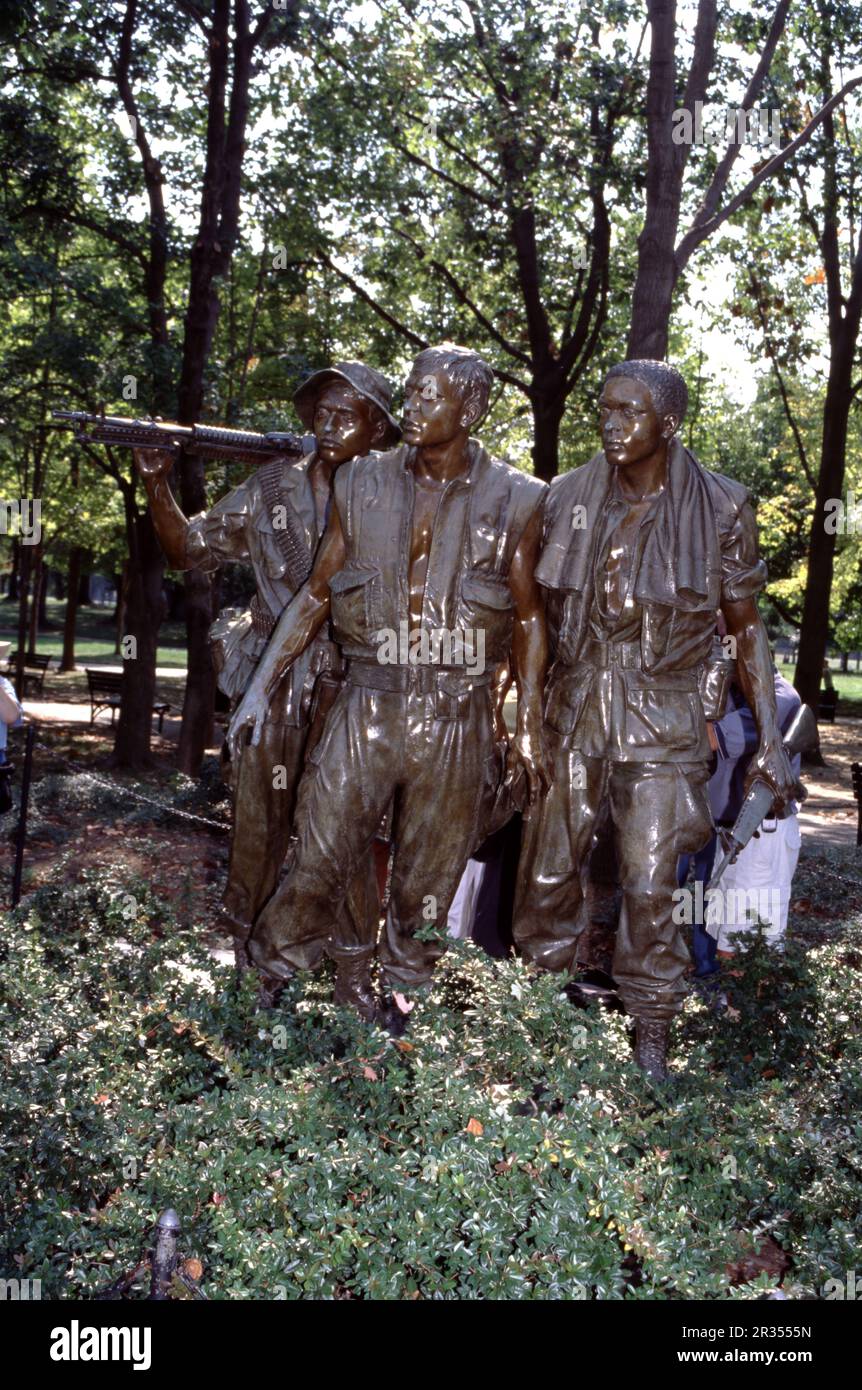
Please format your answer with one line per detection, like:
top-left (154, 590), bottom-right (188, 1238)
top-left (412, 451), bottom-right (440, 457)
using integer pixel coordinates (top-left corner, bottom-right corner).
top-left (0, 721), bottom-right (230, 937)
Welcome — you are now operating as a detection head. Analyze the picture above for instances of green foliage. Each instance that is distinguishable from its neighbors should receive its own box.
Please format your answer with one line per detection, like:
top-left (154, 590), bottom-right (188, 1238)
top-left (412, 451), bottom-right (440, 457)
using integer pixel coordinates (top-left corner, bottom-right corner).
top-left (2, 866), bottom-right (860, 1300)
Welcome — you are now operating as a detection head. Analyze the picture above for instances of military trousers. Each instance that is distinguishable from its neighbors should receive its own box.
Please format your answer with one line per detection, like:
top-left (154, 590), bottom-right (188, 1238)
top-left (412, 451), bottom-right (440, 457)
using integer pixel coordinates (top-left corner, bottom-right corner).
top-left (249, 672), bottom-right (498, 988)
top-left (224, 717), bottom-right (378, 955)
top-left (513, 737), bottom-right (713, 1021)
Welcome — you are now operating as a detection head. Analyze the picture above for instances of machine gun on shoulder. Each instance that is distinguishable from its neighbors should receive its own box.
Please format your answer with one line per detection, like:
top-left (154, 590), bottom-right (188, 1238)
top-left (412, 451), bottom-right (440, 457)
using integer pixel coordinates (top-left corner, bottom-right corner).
top-left (52, 410), bottom-right (315, 467)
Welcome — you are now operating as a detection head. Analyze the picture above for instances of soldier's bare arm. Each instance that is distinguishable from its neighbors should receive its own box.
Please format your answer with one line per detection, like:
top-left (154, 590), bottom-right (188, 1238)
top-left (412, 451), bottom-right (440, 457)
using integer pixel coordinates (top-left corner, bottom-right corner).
top-left (508, 504), bottom-right (552, 803)
top-left (132, 448), bottom-right (190, 570)
top-left (722, 595), bottom-right (803, 809)
top-left (227, 506), bottom-right (347, 756)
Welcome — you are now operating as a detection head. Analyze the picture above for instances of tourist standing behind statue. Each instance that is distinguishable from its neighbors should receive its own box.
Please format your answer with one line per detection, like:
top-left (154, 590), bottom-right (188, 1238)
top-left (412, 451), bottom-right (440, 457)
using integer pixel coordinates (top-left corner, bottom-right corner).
top-left (707, 669), bottom-right (803, 957)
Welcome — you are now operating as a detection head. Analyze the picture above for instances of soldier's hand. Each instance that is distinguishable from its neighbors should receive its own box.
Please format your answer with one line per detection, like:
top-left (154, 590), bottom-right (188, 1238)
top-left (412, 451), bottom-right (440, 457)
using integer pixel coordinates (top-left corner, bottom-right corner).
top-left (132, 446), bottom-right (175, 480)
top-left (511, 725), bottom-right (552, 807)
top-left (746, 736), bottom-right (806, 813)
top-left (227, 681), bottom-right (269, 760)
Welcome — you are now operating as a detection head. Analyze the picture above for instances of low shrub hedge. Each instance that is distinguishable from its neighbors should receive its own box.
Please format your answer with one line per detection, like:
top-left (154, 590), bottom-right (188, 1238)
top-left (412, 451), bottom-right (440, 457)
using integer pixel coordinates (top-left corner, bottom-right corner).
top-left (1, 867), bottom-right (860, 1300)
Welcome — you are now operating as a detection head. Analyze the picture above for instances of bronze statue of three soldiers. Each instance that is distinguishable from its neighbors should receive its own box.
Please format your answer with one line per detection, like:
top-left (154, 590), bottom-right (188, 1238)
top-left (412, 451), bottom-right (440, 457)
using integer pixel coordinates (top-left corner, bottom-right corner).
top-left (139, 346), bottom-right (801, 1081)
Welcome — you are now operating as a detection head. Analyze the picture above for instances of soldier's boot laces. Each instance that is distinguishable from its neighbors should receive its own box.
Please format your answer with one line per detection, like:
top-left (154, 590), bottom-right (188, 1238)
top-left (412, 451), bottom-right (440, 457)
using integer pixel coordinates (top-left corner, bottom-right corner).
top-left (633, 1017), bottom-right (671, 1082)
top-left (331, 943), bottom-right (379, 1022)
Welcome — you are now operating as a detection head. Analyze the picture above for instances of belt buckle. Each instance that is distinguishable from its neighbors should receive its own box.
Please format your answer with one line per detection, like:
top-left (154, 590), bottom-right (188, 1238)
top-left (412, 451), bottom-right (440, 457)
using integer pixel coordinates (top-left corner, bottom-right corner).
top-left (414, 664), bottom-right (435, 695)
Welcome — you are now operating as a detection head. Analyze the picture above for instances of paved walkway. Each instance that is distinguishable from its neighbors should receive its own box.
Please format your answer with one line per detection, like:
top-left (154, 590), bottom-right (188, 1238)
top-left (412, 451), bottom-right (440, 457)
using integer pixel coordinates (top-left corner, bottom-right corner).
top-left (74, 663), bottom-right (187, 679)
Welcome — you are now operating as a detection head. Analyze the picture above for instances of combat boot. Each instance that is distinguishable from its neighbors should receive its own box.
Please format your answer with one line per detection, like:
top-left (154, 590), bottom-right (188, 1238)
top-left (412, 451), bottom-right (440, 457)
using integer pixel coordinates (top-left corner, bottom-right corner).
top-left (256, 969), bottom-right (290, 1009)
top-left (633, 1017), bottom-right (671, 1082)
top-left (330, 942), bottom-right (379, 1022)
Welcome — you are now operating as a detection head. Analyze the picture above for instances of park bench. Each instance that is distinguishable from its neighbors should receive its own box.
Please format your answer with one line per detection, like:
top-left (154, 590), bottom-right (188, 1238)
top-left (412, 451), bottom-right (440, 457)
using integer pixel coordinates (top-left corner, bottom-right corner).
top-left (85, 669), bottom-right (171, 733)
top-left (3, 650), bottom-right (53, 697)
top-left (818, 687), bottom-right (838, 723)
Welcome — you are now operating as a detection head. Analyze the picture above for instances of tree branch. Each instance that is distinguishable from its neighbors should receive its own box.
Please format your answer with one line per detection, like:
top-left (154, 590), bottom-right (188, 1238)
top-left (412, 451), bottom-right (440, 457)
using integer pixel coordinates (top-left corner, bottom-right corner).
top-left (676, 72), bottom-right (862, 271)
top-left (392, 224), bottom-right (530, 365)
top-left (391, 138), bottom-right (501, 209)
top-left (176, 0), bottom-right (209, 33)
top-left (678, 0), bottom-right (790, 262)
top-left (317, 253), bottom-right (428, 349)
top-left (747, 268), bottom-right (815, 490)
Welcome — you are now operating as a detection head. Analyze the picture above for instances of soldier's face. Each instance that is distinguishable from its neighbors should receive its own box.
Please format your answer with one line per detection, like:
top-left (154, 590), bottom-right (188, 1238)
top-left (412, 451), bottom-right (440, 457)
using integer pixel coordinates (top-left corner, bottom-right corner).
top-left (313, 383), bottom-right (378, 465)
top-left (598, 378), bottom-right (672, 467)
top-left (401, 369), bottom-right (472, 447)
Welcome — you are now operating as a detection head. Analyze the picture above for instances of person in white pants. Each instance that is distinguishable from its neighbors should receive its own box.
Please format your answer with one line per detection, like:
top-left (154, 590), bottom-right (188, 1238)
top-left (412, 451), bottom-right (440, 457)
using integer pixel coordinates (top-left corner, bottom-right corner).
top-left (707, 667), bottom-right (803, 955)
top-left (709, 812), bottom-right (801, 952)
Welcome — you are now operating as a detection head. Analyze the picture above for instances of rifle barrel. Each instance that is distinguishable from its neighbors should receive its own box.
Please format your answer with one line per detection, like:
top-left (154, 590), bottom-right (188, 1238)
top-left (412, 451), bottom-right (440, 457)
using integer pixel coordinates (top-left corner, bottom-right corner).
top-left (51, 411), bottom-right (310, 461)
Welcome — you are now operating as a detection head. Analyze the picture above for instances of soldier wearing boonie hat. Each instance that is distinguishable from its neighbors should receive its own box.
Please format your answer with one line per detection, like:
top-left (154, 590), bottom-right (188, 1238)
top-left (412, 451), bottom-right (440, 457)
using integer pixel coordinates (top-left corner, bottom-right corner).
top-left (133, 361), bottom-right (400, 1011)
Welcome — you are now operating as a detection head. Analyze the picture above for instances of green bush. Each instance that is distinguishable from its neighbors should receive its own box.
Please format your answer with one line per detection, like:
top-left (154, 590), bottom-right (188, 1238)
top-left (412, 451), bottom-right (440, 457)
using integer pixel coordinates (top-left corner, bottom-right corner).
top-left (1, 868), bottom-right (860, 1300)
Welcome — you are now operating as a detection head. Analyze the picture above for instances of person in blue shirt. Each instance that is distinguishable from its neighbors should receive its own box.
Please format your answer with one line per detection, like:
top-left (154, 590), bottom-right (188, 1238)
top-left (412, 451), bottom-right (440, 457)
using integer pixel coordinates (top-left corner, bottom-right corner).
top-left (0, 672), bottom-right (23, 764)
top-left (0, 652), bottom-right (24, 818)
top-left (679, 666), bottom-right (802, 986)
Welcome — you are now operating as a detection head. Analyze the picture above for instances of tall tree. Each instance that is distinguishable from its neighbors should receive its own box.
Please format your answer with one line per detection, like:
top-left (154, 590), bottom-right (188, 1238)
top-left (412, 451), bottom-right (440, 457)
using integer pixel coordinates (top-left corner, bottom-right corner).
top-left (171, 0), bottom-right (299, 771)
top-left (789, 0), bottom-right (862, 715)
top-left (4, 0), bottom-right (301, 769)
top-left (291, 0), bottom-right (642, 480)
top-left (627, 0), bottom-right (862, 359)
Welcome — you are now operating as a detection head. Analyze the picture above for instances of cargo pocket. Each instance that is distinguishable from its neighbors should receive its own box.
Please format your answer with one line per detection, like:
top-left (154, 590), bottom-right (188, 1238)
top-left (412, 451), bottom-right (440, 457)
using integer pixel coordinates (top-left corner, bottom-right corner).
top-left (474, 745), bottom-right (508, 847)
top-left (544, 666), bottom-right (593, 739)
top-left (328, 566), bottom-right (380, 647)
top-left (305, 702), bottom-right (342, 769)
top-left (456, 570), bottom-right (514, 669)
top-left (626, 688), bottom-right (701, 751)
top-left (434, 672), bottom-right (474, 720)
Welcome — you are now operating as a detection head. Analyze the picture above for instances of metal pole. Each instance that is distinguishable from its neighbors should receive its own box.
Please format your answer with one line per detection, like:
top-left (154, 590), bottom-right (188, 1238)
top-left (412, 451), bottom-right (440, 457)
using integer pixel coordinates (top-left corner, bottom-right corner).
top-left (150, 1208), bottom-right (181, 1300)
top-left (11, 723), bottom-right (36, 908)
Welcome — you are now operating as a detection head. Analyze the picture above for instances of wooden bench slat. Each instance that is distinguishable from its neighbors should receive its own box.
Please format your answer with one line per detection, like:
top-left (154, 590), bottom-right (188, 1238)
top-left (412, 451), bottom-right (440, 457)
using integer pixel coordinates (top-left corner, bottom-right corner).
top-left (4, 651), bottom-right (53, 696)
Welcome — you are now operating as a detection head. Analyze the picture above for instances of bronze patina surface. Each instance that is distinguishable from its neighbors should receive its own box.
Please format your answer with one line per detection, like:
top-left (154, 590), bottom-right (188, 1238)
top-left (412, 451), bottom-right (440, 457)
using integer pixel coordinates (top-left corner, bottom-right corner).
top-left (134, 362), bottom-right (399, 975)
top-left (229, 344), bottom-right (550, 1007)
top-left (512, 360), bottom-right (803, 1079)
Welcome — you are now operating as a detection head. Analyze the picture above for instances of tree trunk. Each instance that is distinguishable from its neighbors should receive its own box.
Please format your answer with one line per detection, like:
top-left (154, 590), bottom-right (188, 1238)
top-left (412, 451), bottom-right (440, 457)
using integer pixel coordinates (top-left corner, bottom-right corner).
top-left (113, 507), bottom-right (163, 770)
top-left (14, 544), bottom-right (32, 701)
top-left (794, 370), bottom-right (853, 713)
top-left (6, 539), bottom-right (19, 602)
top-left (531, 390), bottom-right (566, 483)
top-left (173, 0), bottom-right (256, 773)
top-left (27, 545), bottom-right (43, 654)
top-left (77, 565), bottom-right (91, 606)
top-left (38, 568), bottom-right (49, 626)
top-left (627, 232), bottom-right (678, 360)
top-left (626, 0), bottom-right (684, 360)
top-left (115, 561), bottom-right (129, 655)
top-left (61, 547), bottom-right (83, 672)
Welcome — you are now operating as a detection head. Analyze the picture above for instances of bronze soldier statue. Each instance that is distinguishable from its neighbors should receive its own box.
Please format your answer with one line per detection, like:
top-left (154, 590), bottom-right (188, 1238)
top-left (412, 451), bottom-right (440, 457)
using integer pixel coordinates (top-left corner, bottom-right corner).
top-left (228, 344), bottom-right (549, 1017)
top-left (512, 360), bottom-right (803, 1080)
top-left (133, 363), bottom-right (400, 1001)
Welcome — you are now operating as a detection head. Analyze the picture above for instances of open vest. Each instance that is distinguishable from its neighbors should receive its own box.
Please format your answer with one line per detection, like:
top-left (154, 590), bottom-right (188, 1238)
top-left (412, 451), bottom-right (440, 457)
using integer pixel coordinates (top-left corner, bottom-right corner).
top-left (206, 452), bottom-right (342, 721)
top-left (330, 441), bottom-right (546, 668)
